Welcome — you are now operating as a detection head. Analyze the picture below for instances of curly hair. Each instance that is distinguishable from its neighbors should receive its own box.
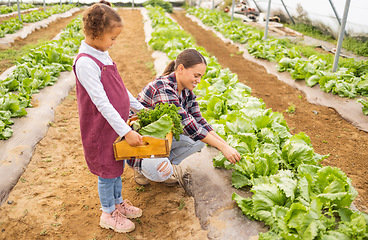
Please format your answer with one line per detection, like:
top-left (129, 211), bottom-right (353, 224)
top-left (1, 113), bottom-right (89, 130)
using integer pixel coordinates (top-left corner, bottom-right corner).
top-left (83, 3), bottom-right (122, 40)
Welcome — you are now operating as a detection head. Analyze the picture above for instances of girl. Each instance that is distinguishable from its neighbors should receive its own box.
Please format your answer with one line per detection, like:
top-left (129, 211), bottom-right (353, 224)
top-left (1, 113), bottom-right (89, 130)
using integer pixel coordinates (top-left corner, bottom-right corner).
top-left (73, 3), bottom-right (157, 233)
top-left (134, 49), bottom-right (241, 185)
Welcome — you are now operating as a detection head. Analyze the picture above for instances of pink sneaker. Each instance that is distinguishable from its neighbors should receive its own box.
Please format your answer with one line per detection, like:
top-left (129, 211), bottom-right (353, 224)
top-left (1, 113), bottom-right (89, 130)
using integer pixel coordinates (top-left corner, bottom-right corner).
top-left (115, 199), bottom-right (142, 218)
top-left (100, 209), bottom-right (135, 233)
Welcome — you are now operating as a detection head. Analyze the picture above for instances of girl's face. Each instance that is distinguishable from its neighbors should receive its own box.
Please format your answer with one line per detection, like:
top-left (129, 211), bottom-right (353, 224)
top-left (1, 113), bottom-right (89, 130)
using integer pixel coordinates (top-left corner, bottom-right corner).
top-left (87, 24), bottom-right (122, 52)
top-left (176, 63), bottom-right (206, 92)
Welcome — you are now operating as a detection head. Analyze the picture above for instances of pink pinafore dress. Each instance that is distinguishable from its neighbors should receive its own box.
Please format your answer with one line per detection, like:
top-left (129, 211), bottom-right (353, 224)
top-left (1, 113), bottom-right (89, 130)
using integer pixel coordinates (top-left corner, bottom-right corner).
top-left (73, 53), bottom-right (130, 178)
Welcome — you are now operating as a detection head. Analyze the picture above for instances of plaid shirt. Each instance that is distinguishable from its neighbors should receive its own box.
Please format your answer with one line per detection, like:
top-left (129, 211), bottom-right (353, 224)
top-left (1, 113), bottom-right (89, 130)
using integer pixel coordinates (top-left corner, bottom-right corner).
top-left (137, 72), bottom-right (213, 141)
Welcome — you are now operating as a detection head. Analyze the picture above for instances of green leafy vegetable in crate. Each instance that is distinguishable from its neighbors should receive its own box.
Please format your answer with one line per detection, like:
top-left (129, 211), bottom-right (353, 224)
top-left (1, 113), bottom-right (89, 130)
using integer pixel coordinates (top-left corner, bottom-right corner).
top-left (135, 103), bottom-right (183, 141)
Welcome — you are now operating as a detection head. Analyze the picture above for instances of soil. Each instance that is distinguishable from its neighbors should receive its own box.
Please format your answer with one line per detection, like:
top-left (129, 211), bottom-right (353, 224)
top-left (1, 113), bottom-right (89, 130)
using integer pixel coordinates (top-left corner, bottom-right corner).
top-left (0, 7), bottom-right (367, 240)
top-left (0, 8), bottom-right (207, 240)
top-left (170, 11), bottom-right (368, 213)
top-left (0, 8), bottom-right (39, 24)
top-left (0, 8), bottom-right (84, 73)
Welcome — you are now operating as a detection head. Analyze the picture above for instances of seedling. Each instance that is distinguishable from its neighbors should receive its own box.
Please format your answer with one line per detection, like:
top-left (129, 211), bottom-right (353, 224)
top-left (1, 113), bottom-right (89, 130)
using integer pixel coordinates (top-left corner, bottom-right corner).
top-left (135, 186), bottom-right (146, 192)
top-left (178, 198), bottom-right (185, 210)
top-left (127, 234), bottom-right (135, 240)
top-left (134, 218), bottom-right (142, 224)
top-left (286, 103), bottom-right (296, 113)
top-left (40, 230), bottom-right (48, 236)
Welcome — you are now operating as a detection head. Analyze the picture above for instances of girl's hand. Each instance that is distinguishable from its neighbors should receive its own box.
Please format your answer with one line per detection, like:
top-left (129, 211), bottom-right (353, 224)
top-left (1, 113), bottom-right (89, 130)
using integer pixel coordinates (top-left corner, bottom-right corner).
top-left (221, 145), bottom-right (241, 164)
top-left (125, 130), bottom-right (143, 147)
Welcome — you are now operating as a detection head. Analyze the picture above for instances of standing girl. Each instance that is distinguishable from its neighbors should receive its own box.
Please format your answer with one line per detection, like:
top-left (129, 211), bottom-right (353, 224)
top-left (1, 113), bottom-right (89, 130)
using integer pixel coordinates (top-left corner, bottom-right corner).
top-left (135, 49), bottom-right (241, 185)
top-left (73, 3), bottom-right (144, 233)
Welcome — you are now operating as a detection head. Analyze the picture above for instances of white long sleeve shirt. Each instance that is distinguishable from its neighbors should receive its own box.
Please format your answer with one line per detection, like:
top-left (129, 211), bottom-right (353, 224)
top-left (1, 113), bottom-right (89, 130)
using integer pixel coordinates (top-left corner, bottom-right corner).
top-left (75, 41), bottom-right (144, 137)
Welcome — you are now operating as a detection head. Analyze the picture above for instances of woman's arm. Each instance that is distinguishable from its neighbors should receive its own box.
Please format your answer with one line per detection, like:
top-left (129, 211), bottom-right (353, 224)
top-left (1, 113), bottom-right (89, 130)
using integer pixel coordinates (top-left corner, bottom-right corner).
top-left (201, 131), bottom-right (241, 164)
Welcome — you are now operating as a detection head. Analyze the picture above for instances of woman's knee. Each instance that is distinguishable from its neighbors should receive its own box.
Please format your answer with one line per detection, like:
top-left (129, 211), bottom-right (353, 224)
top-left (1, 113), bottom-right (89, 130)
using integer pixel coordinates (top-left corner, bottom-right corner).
top-left (141, 158), bottom-right (173, 182)
top-left (197, 141), bottom-right (206, 151)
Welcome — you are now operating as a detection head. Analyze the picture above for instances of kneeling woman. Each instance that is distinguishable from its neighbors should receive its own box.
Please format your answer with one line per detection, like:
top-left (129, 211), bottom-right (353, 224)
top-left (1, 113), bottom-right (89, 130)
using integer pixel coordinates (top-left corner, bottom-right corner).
top-left (132, 49), bottom-right (241, 185)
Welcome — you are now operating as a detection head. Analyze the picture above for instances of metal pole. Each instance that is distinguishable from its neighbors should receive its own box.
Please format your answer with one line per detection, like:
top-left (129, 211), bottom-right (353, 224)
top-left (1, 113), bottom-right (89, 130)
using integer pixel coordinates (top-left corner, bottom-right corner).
top-left (212, 0), bottom-right (214, 11)
top-left (252, 0), bottom-right (261, 12)
top-left (332, 0), bottom-right (350, 72)
top-left (132, 0), bottom-right (134, 8)
top-left (231, 0), bottom-right (235, 21)
top-left (43, 0), bottom-right (46, 12)
top-left (60, 0), bottom-right (62, 7)
top-left (263, 0), bottom-right (271, 40)
top-left (328, 0), bottom-right (342, 26)
top-left (17, 0), bottom-right (21, 22)
top-left (280, 0), bottom-right (295, 25)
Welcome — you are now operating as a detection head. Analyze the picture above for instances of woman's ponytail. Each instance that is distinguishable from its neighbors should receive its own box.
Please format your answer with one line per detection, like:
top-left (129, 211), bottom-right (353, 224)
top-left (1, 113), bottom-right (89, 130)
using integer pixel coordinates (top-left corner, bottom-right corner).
top-left (161, 60), bottom-right (176, 76)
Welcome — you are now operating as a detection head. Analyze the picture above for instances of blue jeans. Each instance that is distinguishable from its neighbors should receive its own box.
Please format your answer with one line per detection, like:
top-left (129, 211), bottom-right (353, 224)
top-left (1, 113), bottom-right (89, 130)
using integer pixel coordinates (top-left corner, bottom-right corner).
top-left (98, 176), bottom-right (124, 213)
top-left (140, 134), bottom-right (205, 182)
top-left (168, 134), bottom-right (206, 165)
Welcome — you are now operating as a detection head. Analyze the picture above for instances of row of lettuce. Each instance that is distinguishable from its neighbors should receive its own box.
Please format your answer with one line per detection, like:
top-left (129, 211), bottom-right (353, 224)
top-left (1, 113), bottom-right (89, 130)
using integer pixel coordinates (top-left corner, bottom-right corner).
top-left (146, 5), bottom-right (368, 239)
top-left (0, 3), bottom-right (35, 15)
top-left (0, 4), bottom-right (75, 38)
top-left (0, 16), bottom-right (84, 140)
top-left (187, 8), bottom-right (368, 116)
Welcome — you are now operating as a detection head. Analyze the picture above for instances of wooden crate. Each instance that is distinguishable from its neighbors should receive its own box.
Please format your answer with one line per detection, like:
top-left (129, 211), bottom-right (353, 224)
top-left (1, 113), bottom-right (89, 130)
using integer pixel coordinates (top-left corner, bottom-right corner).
top-left (113, 132), bottom-right (173, 160)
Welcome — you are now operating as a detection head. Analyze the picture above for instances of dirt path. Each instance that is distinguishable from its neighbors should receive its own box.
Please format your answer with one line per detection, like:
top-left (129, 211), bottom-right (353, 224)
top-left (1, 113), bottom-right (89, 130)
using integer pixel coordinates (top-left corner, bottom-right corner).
top-left (171, 10), bottom-right (368, 213)
top-left (0, 9), bottom-right (84, 74)
top-left (1, 7), bottom-right (367, 240)
top-left (0, 9), bottom-right (207, 240)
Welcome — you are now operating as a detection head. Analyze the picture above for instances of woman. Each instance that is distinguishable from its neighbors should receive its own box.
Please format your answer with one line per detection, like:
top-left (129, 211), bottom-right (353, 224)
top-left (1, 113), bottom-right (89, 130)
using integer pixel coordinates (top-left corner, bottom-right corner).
top-left (133, 49), bottom-right (241, 185)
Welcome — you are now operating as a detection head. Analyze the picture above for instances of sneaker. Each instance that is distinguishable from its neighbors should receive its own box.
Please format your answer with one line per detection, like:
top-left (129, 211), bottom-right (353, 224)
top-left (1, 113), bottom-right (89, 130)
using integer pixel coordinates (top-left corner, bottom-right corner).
top-left (134, 170), bottom-right (150, 186)
top-left (116, 199), bottom-right (142, 218)
top-left (100, 209), bottom-right (135, 233)
top-left (162, 175), bottom-right (178, 187)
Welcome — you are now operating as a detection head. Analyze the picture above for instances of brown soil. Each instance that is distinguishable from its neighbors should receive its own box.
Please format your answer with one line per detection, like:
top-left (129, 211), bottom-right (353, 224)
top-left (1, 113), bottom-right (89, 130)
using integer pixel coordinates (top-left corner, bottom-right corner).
top-left (171, 10), bottom-right (368, 213)
top-left (0, 9), bottom-right (207, 240)
top-left (0, 7), bottom-right (367, 240)
top-left (0, 8), bottom-right (39, 24)
top-left (0, 9), bottom-right (84, 74)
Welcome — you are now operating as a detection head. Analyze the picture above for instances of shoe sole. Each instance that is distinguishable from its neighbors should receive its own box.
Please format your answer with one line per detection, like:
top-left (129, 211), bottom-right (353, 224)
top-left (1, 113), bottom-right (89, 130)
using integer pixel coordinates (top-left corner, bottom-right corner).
top-left (134, 179), bottom-right (150, 186)
top-left (162, 182), bottom-right (178, 187)
top-left (126, 211), bottom-right (142, 218)
top-left (100, 221), bottom-right (135, 233)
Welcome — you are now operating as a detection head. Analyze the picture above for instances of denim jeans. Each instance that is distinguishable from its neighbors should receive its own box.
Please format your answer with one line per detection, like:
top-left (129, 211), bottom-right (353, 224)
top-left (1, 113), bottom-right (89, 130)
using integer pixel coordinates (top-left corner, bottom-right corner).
top-left (168, 134), bottom-right (206, 165)
top-left (140, 134), bottom-right (205, 182)
top-left (98, 176), bottom-right (124, 213)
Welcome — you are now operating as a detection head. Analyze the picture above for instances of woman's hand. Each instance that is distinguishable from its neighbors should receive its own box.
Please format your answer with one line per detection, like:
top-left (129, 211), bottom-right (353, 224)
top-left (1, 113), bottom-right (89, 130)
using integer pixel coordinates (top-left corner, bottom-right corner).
top-left (124, 130), bottom-right (143, 147)
top-left (201, 131), bottom-right (241, 164)
top-left (220, 145), bottom-right (241, 164)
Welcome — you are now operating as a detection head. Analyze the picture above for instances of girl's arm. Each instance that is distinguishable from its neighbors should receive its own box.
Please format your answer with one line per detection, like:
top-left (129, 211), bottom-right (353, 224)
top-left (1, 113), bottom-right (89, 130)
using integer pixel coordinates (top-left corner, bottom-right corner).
top-left (75, 57), bottom-right (142, 146)
top-left (127, 90), bottom-right (145, 113)
top-left (201, 131), bottom-right (241, 164)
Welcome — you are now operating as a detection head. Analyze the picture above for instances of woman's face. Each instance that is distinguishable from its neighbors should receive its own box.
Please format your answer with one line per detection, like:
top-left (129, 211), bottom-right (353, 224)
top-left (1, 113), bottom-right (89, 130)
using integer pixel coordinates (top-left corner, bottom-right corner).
top-left (176, 63), bottom-right (206, 92)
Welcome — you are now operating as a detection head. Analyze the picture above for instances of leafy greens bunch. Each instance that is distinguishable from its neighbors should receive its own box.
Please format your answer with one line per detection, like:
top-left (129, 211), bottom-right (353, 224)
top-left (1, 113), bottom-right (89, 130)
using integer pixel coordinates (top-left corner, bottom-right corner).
top-left (136, 103), bottom-right (183, 141)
